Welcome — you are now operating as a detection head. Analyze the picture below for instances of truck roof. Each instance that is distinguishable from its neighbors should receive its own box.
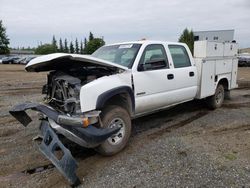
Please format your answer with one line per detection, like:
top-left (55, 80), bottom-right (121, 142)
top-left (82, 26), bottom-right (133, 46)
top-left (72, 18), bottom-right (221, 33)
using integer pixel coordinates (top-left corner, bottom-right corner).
top-left (106, 40), bottom-right (185, 46)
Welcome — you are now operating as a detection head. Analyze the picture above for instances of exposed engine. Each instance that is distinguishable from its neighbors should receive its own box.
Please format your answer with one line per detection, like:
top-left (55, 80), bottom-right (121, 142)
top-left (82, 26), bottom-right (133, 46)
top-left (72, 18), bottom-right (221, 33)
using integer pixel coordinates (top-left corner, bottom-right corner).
top-left (42, 67), bottom-right (114, 115)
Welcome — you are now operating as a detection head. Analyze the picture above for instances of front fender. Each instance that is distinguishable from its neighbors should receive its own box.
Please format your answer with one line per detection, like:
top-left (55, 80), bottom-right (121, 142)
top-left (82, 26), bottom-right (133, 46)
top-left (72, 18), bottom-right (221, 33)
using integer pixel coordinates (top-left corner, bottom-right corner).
top-left (96, 86), bottom-right (135, 111)
top-left (80, 71), bottom-right (132, 112)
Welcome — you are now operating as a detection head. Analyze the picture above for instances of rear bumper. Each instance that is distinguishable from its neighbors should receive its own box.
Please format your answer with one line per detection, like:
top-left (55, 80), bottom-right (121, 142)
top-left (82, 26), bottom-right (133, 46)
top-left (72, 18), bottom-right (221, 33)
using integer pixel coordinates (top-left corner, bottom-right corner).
top-left (9, 102), bottom-right (121, 148)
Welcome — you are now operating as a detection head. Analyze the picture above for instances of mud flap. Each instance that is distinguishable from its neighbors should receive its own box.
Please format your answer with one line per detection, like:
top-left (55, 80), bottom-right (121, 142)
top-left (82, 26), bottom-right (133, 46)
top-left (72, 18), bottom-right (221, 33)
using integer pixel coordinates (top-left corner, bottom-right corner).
top-left (39, 120), bottom-right (81, 186)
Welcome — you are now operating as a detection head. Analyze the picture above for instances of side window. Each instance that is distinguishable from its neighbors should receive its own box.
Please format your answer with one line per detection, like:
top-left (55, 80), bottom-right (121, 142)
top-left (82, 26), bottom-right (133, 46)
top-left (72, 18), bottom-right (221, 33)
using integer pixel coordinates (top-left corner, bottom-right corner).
top-left (169, 45), bottom-right (191, 68)
top-left (138, 44), bottom-right (168, 71)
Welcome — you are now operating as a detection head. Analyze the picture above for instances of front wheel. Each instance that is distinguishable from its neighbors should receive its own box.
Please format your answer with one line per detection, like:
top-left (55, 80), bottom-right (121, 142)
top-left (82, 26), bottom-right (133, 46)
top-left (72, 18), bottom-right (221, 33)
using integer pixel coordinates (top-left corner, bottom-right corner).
top-left (206, 84), bottom-right (224, 110)
top-left (96, 105), bottom-right (131, 156)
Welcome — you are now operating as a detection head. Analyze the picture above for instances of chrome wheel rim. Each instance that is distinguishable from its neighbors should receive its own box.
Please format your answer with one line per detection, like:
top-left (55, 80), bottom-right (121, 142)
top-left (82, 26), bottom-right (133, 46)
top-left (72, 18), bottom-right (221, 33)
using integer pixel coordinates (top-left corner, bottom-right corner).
top-left (107, 118), bottom-right (125, 145)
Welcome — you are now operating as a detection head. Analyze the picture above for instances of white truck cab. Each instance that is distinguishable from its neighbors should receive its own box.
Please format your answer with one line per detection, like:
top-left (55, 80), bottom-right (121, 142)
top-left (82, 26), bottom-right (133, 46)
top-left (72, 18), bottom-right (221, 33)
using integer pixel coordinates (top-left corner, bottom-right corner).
top-left (81, 40), bottom-right (237, 116)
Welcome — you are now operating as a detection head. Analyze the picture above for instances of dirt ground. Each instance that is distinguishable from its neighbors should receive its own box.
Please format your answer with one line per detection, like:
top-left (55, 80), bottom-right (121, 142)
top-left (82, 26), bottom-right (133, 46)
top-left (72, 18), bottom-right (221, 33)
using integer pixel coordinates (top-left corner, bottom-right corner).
top-left (0, 65), bottom-right (250, 187)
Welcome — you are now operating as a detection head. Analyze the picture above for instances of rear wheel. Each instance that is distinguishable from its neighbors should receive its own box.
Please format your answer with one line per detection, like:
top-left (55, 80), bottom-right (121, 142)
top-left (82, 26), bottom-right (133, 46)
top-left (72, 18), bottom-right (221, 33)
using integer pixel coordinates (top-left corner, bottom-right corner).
top-left (224, 90), bottom-right (231, 100)
top-left (206, 84), bottom-right (224, 109)
top-left (96, 105), bottom-right (131, 156)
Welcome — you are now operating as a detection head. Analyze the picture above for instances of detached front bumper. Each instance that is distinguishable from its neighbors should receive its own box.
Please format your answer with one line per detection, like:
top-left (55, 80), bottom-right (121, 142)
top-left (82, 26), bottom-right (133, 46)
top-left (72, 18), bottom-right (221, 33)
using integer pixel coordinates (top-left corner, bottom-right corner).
top-left (9, 102), bottom-right (121, 185)
top-left (39, 120), bottom-right (80, 185)
top-left (9, 102), bottom-right (121, 148)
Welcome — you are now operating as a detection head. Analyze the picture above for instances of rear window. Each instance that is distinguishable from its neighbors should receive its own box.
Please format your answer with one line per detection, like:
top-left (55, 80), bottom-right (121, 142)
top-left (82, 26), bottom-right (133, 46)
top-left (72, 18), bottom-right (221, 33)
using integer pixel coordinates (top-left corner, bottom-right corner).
top-left (169, 45), bottom-right (191, 68)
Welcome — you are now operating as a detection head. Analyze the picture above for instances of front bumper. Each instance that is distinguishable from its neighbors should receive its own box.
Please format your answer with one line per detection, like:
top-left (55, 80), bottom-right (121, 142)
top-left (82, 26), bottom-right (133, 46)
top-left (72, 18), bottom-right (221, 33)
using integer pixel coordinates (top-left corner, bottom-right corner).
top-left (9, 102), bottom-right (121, 148)
top-left (39, 120), bottom-right (80, 185)
top-left (9, 102), bottom-right (121, 185)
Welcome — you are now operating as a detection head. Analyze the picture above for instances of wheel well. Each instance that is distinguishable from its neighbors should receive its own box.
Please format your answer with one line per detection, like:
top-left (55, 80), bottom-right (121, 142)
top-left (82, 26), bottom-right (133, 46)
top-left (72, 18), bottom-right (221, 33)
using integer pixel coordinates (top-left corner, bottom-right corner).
top-left (218, 78), bottom-right (229, 90)
top-left (104, 93), bottom-right (133, 116)
top-left (96, 86), bottom-right (135, 116)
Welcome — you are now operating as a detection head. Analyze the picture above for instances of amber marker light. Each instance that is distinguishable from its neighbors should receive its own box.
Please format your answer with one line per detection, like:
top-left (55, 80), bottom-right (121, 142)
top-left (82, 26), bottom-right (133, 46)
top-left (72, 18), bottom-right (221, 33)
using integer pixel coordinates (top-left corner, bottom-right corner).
top-left (82, 117), bottom-right (89, 127)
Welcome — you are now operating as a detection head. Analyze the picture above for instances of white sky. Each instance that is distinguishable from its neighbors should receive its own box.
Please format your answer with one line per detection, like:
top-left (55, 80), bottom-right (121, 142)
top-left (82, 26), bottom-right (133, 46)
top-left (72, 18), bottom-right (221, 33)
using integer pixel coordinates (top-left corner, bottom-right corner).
top-left (0, 0), bottom-right (249, 48)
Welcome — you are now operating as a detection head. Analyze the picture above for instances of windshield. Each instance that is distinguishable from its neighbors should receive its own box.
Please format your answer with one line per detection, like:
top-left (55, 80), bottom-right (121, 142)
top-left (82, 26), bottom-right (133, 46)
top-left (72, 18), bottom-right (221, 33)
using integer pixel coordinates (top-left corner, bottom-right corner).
top-left (92, 43), bottom-right (141, 68)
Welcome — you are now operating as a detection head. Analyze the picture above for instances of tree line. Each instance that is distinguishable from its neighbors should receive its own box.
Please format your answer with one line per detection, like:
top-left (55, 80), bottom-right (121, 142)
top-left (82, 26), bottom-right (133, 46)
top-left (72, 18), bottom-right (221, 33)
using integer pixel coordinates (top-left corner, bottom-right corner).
top-left (1, 19), bottom-right (195, 55)
top-left (35, 32), bottom-right (105, 55)
top-left (0, 19), bottom-right (105, 55)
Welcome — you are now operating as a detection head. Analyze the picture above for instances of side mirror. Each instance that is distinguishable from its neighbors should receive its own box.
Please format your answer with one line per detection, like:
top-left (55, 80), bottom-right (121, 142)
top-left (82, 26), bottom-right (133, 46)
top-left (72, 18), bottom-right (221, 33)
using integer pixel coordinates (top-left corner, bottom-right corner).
top-left (138, 58), bottom-right (167, 71)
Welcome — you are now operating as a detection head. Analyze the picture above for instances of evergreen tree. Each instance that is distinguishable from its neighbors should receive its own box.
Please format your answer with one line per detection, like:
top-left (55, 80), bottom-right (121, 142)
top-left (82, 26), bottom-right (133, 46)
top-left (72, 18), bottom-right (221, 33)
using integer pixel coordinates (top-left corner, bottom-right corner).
top-left (0, 20), bottom-right (10, 54)
top-left (52, 35), bottom-right (58, 52)
top-left (64, 39), bottom-right (69, 53)
top-left (75, 38), bottom-right (79, 54)
top-left (59, 38), bottom-right (64, 52)
top-left (35, 44), bottom-right (55, 54)
top-left (69, 41), bottom-right (74, 53)
top-left (89, 32), bottom-right (94, 41)
top-left (178, 28), bottom-right (194, 54)
top-left (80, 40), bottom-right (84, 54)
top-left (83, 37), bottom-right (88, 54)
top-left (84, 38), bottom-right (105, 54)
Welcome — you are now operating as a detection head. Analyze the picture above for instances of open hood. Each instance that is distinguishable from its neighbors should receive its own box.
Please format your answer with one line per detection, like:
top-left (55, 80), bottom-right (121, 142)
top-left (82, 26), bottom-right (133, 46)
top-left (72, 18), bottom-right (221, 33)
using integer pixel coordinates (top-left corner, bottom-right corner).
top-left (25, 53), bottom-right (128, 72)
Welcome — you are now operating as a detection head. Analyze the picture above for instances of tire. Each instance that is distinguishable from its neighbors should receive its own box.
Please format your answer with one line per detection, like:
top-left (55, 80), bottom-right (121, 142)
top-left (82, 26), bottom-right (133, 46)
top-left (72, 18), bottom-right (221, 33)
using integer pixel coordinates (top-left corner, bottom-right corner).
top-left (224, 90), bottom-right (231, 100)
top-left (206, 84), bottom-right (224, 110)
top-left (96, 105), bottom-right (131, 156)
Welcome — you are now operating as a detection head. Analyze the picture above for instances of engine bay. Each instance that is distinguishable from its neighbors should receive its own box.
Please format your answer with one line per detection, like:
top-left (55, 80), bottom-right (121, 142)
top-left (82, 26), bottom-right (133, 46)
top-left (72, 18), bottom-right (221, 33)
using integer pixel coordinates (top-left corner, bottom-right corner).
top-left (42, 67), bottom-right (115, 115)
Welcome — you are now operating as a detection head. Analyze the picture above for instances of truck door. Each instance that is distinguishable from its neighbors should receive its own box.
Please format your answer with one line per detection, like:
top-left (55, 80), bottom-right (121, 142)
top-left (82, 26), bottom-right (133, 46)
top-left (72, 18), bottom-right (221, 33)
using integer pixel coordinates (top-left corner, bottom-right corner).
top-left (132, 44), bottom-right (175, 115)
top-left (167, 45), bottom-right (198, 102)
top-left (133, 44), bottom-right (197, 115)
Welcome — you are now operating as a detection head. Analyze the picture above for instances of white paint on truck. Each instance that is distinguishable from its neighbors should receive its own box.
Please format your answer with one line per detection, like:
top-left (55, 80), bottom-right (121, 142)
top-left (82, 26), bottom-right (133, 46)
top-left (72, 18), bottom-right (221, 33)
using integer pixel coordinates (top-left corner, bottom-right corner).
top-left (26, 40), bottom-right (238, 116)
top-left (78, 40), bottom-right (238, 117)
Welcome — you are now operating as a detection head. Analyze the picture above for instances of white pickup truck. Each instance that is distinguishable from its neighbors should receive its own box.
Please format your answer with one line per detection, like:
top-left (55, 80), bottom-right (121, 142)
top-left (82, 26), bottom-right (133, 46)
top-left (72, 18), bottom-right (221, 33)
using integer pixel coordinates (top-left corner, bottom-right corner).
top-left (10, 40), bottom-right (238, 185)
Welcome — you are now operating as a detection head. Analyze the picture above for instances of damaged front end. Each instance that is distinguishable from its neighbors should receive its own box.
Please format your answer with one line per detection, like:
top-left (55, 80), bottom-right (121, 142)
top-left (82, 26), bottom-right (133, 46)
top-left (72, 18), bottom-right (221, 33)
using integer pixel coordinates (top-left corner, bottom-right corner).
top-left (10, 102), bottom-right (121, 148)
top-left (9, 102), bottom-right (120, 185)
top-left (9, 53), bottom-right (126, 186)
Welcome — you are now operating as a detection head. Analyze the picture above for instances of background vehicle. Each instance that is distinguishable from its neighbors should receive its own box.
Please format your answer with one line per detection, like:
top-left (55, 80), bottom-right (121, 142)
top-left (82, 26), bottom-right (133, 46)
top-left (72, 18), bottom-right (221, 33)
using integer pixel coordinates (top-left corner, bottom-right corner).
top-left (2, 56), bottom-right (20, 64)
top-left (23, 56), bottom-right (36, 64)
top-left (10, 40), bottom-right (238, 185)
top-left (13, 57), bottom-right (25, 64)
top-left (238, 54), bottom-right (250, 67)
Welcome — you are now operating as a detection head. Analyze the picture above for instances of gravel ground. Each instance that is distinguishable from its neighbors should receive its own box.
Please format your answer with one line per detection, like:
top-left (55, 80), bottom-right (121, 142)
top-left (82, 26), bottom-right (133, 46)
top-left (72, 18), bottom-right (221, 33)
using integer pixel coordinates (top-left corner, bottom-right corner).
top-left (0, 65), bottom-right (250, 187)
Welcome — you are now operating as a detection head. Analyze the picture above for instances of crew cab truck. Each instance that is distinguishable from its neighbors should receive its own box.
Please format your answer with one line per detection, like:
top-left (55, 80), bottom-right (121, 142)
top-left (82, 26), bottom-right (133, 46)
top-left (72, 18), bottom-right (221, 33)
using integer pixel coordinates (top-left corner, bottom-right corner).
top-left (10, 40), bottom-right (238, 185)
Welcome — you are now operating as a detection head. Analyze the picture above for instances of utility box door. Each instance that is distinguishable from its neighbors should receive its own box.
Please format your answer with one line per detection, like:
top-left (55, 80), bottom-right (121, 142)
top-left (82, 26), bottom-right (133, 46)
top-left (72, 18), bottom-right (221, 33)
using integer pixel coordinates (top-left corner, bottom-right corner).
top-left (200, 60), bottom-right (216, 98)
top-left (194, 41), bottom-right (224, 58)
top-left (224, 43), bottom-right (238, 57)
top-left (231, 58), bottom-right (238, 89)
top-left (215, 59), bottom-right (232, 75)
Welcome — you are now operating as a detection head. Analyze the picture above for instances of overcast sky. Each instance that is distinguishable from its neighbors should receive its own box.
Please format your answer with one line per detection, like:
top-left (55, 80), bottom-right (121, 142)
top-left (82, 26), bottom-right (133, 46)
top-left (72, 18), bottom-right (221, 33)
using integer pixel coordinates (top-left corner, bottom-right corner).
top-left (0, 0), bottom-right (249, 48)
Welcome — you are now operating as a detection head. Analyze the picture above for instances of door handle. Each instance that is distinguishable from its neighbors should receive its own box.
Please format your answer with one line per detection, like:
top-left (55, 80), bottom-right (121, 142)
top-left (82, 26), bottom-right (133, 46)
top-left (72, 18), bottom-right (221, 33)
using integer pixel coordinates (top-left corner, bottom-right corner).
top-left (189, 72), bottom-right (194, 77)
top-left (167, 74), bottom-right (174, 80)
